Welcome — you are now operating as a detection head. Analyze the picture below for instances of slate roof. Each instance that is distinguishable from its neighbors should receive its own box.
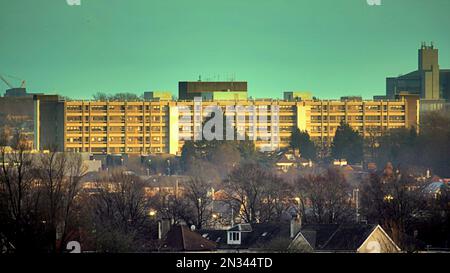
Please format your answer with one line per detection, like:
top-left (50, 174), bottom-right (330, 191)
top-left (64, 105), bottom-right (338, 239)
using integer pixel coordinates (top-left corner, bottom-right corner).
top-left (160, 225), bottom-right (217, 252)
top-left (300, 224), bottom-right (340, 249)
top-left (244, 222), bottom-right (291, 248)
top-left (300, 224), bottom-right (378, 251)
top-left (199, 222), bottom-right (291, 249)
top-left (229, 223), bottom-right (252, 232)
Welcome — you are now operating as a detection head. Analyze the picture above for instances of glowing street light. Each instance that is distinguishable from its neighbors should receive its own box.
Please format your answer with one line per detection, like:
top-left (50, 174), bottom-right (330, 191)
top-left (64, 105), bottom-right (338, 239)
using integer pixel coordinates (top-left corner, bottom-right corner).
top-left (149, 209), bottom-right (157, 217)
top-left (384, 194), bottom-right (394, 202)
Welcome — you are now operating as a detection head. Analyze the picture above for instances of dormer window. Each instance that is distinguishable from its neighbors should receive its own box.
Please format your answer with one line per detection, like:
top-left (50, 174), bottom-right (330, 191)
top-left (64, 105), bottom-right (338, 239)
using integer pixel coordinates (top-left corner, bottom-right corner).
top-left (227, 231), bottom-right (241, 245)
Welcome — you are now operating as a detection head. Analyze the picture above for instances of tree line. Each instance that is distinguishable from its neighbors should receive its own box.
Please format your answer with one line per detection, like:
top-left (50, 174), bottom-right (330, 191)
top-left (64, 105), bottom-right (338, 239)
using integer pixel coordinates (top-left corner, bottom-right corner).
top-left (290, 110), bottom-right (450, 177)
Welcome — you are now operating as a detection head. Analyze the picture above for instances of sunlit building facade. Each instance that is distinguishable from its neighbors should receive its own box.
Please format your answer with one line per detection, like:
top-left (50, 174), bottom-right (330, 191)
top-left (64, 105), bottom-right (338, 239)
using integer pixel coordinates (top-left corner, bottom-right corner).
top-left (39, 94), bottom-right (419, 155)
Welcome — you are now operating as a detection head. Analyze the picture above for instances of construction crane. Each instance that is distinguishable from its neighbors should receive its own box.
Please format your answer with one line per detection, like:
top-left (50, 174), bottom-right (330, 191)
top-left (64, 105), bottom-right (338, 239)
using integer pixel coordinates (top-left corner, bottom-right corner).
top-left (0, 74), bottom-right (13, 88)
top-left (0, 73), bottom-right (26, 89)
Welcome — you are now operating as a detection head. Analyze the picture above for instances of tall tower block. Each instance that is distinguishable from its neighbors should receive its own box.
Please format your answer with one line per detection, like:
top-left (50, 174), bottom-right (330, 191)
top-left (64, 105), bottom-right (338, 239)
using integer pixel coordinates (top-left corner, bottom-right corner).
top-left (419, 42), bottom-right (440, 100)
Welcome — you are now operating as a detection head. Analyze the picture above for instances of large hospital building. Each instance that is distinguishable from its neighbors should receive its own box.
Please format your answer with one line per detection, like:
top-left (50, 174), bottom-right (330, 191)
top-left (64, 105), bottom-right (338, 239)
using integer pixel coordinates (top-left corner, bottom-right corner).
top-left (32, 81), bottom-right (420, 156)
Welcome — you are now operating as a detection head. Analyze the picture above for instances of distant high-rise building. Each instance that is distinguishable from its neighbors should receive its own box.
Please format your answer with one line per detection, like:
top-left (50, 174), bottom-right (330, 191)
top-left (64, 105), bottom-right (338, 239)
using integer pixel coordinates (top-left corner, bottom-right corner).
top-left (4, 88), bottom-right (29, 97)
top-left (386, 43), bottom-right (450, 111)
top-left (35, 93), bottom-right (419, 156)
top-left (418, 43), bottom-right (440, 100)
top-left (144, 91), bottom-right (173, 101)
top-left (178, 81), bottom-right (248, 100)
top-left (0, 92), bottom-right (61, 150)
top-left (284, 91), bottom-right (312, 101)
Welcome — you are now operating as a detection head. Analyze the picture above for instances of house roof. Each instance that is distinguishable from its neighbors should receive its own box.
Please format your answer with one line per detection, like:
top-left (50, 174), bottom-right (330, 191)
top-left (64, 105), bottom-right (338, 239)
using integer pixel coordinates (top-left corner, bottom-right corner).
top-left (423, 182), bottom-right (446, 194)
top-left (276, 154), bottom-right (310, 166)
top-left (199, 222), bottom-right (291, 249)
top-left (160, 225), bottom-right (217, 252)
top-left (229, 223), bottom-right (252, 232)
top-left (276, 154), bottom-right (297, 165)
top-left (300, 224), bottom-right (340, 249)
top-left (244, 222), bottom-right (291, 248)
top-left (299, 224), bottom-right (378, 251)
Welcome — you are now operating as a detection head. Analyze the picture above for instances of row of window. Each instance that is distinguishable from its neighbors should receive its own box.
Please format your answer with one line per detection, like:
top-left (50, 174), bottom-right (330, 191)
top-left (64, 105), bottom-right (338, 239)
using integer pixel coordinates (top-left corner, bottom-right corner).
top-left (67, 147), bottom-right (166, 154)
top-left (310, 115), bottom-right (405, 122)
top-left (311, 105), bottom-right (405, 112)
top-left (67, 136), bottom-right (163, 143)
top-left (66, 126), bottom-right (166, 132)
top-left (67, 105), bottom-right (168, 112)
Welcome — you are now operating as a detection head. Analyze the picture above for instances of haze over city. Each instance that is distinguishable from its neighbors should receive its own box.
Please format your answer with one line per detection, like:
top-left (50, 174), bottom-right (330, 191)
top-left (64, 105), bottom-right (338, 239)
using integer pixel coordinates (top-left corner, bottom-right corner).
top-left (1, 0), bottom-right (450, 99)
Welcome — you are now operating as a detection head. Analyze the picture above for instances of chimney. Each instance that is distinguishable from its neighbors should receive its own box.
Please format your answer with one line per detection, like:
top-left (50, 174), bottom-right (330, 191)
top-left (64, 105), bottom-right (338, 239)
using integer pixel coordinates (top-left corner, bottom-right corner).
top-left (157, 221), bottom-right (162, 240)
top-left (290, 215), bottom-right (302, 238)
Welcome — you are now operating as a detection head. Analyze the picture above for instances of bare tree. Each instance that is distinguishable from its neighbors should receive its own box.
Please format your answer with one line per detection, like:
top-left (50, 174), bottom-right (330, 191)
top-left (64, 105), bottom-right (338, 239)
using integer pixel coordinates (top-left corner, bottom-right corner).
top-left (36, 152), bottom-right (87, 252)
top-left (184, 177), bottom-right (212, 229)
top-left (360, 165), bottom-right (424, 249)
top-left (149, 191), bottom-right (194, 226)
top-left (58, 154), bottom-right (86, 252)
top-left (224, 163), bottom-right (290, 224)
top-left (88, 170), bottom-right (151, 252)
top-left (0, 131), bottom-right (38, 252)
top-left (295, 168), bottom-right (352, 224)
top-left (258, 175), bottom-right (293, 222)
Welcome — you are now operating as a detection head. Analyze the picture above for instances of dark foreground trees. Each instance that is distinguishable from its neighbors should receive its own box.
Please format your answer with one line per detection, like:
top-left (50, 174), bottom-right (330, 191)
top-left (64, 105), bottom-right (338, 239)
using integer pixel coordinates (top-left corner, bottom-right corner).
top-left (295, 167), bottom-right (353, 224)
top-left (0, 137), bottom-right (39, 252)
top-left (331, 122), bottom-right (364, 164)
top-left (224, 163), bottom-right (292, 224)
top-left (360, 164), bottom-right (426, 251)
top-left (290, 129), bottom-right (317, 160)
top-left (0, 139), bottom-right (86, 253)
top-left (84, 170), bottom-right (153, 252)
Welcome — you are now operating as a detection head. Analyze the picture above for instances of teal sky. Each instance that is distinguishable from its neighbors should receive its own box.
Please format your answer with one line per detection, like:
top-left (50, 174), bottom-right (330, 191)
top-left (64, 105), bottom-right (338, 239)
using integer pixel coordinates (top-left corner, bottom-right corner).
top-left (1, 0), bottom-right (450, 100)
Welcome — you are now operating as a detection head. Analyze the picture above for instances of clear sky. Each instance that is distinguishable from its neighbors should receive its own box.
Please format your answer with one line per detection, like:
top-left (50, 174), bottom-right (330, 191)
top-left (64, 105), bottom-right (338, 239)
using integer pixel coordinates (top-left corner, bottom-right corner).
top-left (1, 0), bottom-right (449, 100)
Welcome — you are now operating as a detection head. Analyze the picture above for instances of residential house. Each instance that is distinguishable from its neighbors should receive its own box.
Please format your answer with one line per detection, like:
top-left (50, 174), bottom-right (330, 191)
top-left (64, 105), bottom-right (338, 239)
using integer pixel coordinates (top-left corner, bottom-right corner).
top-left (275, 153), bottom-right (312, 173)
top-left (159, 225), bottom-right (217, 252)
top-left (198, 220), bottom-right (401, 253)
top-left (290, 224), bottom-right (401, 253)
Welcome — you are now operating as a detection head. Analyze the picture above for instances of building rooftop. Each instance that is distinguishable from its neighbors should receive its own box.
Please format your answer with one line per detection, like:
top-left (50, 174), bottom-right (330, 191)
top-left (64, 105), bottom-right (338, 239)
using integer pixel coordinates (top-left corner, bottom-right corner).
top-left (300, 224), bottom-right (378, 251)
top-left (160, 225), bottom-right (217, 252)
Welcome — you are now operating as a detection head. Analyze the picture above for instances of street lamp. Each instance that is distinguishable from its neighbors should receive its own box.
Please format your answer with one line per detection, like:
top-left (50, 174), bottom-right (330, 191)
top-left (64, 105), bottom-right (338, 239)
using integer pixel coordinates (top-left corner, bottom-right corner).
top-left (213, 212), bottom-right (218, 220)
top-left (149, 209), bottom-right (157, 217)
top-left (294, 197), bottom-right (302, 217)
top-left (166, 159), bottom-right (171, 176)
top-left (384, 194), bottom-right (394, 202)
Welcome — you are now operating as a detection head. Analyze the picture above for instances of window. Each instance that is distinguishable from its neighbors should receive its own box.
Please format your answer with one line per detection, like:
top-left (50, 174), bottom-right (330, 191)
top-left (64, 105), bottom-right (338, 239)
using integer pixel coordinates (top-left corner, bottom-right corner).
top-left (67, 126), bottom-right (81, 132)
top-left (390, 105), bottom-right (405, 111)
top-left (67, 116), bottom-right (82, 122)
top-left (91, 105), bottom-right (107, 111)
top-left (228, 231), bottom-right (240, 244)
top-left (67, 105), bottom-right (82, 111)
top-left (366, 116), bottom-right (381, 121)
top-left (92, 116), bottom-right (107, 122)
top-left (366, 105), bottom-right (381, 111)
